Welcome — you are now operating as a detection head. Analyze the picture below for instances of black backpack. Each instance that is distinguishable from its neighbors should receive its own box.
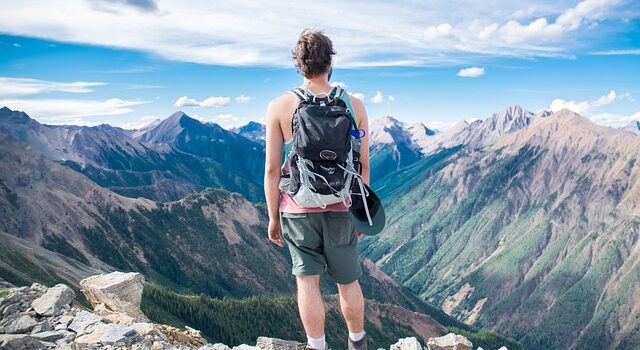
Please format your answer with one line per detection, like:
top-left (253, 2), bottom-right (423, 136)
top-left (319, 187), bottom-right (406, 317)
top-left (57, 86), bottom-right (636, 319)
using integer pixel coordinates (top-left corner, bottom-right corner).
top-left (281, 85), bottom-right (363, 208)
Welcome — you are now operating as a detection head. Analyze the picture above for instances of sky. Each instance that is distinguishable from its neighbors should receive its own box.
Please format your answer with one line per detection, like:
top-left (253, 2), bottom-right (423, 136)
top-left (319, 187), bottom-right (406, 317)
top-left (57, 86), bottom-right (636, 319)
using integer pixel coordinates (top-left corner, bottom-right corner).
top-left (0, 0), bottom-right (639, 130)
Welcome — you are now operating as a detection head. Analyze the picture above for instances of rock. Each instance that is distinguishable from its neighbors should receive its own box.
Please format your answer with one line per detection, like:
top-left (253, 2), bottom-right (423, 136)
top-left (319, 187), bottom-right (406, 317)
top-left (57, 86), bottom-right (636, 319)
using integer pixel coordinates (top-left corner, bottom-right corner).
top-left (30, 284), bottom-right (75, 316)
top-left (391, 337), bottom-right (423, 350)
top-left (56, 314), bottom-right (74, 328)
top-left (0, 334), bottom-right (46, 349)
top-left (30, 330), bottom-right (70, 342)
top-left (79, 271), bottom-right (148, 321)
top-left (67, 310), bottom-right (103, 336)
top-left (201, 343), bottom-right (232, 350)
top-left (4, 315), bottom-right (38, 334)
top-left (233, 345), bottom-right (260, 350)
top-left (132, 322), bottom-right (156, 336)
top-left (29, 319), bottom-right (53, 334)
top-left (256, 336), bottom-right (302, 350)
top-left (497, 347), bottom-right (508, 350)
top-left (426, 333), bottom-right (472, 350)
top-left (74, 322), bottom-right (138, 346)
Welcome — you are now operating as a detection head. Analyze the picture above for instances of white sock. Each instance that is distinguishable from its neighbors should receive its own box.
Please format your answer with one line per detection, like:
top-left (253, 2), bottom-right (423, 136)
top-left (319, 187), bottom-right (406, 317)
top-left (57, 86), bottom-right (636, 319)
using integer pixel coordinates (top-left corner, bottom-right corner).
top-left (349, 331), bottom-right (366, 342)
top-left (307, 335), bottom-right (326, 350)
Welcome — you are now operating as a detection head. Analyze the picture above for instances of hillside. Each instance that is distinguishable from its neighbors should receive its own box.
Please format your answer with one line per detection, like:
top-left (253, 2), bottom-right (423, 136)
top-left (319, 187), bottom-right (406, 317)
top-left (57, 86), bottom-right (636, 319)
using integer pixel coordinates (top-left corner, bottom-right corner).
top-left (0, 107), bottom-right (264, 202)
top-left (361, 109), bottom-right (640, 349)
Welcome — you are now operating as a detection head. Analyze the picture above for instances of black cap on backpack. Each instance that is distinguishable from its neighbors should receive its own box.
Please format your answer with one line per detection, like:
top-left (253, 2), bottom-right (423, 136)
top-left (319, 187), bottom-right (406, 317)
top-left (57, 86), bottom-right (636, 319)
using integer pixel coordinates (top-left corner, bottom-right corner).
top-left (349, 180), bottom-right (386, 236)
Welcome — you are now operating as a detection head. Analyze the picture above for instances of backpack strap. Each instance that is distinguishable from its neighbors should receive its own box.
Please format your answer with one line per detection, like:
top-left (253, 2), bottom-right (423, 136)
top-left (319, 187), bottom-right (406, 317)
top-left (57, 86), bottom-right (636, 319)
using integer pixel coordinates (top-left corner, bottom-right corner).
top-left (338, 88), bottom-right (358, 128)
top-left (287, 87), bottom-right (308, 103)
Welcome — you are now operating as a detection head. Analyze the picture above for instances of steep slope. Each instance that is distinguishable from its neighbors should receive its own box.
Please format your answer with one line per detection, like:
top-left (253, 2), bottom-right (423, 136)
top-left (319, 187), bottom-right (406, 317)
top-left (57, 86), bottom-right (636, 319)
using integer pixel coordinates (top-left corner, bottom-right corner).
top-left (0, 107), bottom-right (264, 202)
top-left (369, 116), bottom-right (436, 184)
top-left (361, 109), bottom-right (640, 349)
top-left (135, 111), bottom-right (265, 178)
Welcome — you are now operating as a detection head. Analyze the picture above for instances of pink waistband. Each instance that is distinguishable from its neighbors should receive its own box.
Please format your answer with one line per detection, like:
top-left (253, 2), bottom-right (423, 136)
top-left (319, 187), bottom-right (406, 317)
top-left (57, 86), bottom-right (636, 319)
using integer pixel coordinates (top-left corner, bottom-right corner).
top-left (279, 191), bottom-right (350, 213)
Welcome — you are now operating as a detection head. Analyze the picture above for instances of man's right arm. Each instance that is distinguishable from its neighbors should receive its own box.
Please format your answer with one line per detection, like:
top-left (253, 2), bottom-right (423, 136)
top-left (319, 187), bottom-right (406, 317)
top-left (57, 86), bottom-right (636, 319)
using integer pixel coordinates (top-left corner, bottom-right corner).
top-left (264, 97), bottom-right (285, 247)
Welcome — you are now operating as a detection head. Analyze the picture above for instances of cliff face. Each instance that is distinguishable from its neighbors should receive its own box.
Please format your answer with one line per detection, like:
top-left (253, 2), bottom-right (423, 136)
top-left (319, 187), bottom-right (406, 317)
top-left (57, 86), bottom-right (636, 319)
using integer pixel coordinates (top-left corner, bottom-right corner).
top-left (361, 110), bottom-right (640, 349)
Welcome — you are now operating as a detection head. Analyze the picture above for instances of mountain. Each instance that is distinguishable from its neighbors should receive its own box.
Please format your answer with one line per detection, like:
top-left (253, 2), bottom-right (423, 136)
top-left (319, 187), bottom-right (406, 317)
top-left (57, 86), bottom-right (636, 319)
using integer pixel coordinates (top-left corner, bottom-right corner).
top-left (419, 105), bottom-right (543, 154)
top-left (368, 116), bottom-right (437, 185)
top-left (621, 120), bottom-right (640, 134)
top-left (0, 107), bottom-right (264, 202)
top-left (231, 121), bottom-right (266, 144)
top-left (361, 109), bottom-right (640, 349)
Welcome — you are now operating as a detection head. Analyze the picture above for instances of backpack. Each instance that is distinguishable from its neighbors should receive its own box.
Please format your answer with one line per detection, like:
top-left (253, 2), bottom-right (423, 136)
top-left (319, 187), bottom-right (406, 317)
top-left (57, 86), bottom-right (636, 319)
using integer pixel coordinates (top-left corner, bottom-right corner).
top-left (280, 85), bottom-right (364, 208)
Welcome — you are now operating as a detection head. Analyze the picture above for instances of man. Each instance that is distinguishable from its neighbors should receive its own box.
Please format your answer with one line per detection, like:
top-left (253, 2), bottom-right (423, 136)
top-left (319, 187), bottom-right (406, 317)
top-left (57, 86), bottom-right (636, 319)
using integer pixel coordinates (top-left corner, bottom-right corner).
top-left (264, 29), bottom-right (370, 350)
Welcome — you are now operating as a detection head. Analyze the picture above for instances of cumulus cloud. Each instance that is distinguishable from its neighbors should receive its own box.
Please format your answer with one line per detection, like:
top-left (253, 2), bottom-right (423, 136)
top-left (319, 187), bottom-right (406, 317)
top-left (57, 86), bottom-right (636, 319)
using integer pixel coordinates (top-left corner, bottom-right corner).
top-left (174, 96), bottom-right (231, 108)
top-left (457, 67), bottom-right (485, 77)
top-left (350, 92), bottom-right (365, 101)
top-left (388, 95), bottom-right (395, 103)
top-left (370, 91), bottom-right (384, 104)
top-left (423, 23), bottom-right (454, 41)
top-left (0, 97), bottom-right (148, 122)
top-left (331, 81), bottom-right (348, 88)
top-left (0, 77), bottom-right (106, 96)
top-left (550, 90), bottom-right (631, 114)
top-left (235, 95), bottom-right (254, 103)
top-left (0, 0), bottom-right (626, 67)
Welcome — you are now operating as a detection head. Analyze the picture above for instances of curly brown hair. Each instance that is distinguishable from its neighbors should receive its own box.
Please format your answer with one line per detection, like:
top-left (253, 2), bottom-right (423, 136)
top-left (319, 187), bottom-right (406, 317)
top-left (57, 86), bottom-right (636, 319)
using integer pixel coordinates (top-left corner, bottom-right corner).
top-left (292, 29), bottom-right (336, 78)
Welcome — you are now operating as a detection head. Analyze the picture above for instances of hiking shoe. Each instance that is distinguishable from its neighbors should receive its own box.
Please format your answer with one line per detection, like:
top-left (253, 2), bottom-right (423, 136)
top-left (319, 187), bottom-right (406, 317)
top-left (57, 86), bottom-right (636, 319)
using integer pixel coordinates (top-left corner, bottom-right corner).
top-left (348, 334), bottom-right (367, 350)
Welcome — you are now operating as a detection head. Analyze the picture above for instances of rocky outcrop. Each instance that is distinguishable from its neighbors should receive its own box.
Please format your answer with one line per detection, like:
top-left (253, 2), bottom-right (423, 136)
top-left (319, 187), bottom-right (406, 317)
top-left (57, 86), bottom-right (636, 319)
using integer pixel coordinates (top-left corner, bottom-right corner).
top-left (79, 271), bottom-right (149, 324)
top-left (426, 333), bottom-right (473, 350)
top-left (0, 271), bottom-right (505, 350)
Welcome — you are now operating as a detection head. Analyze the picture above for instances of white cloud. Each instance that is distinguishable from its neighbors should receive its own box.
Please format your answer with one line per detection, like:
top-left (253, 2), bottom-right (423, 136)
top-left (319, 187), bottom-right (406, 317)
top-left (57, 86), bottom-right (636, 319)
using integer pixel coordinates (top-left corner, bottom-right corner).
top-left (0, 98), bottom-right (148, 122)
top-left (457, 67), bottom-right (485, 77)
top-left (235, 95), bottom-right (254, 103)
top-left (497, 0), bottom-right (620, 44)
top-left (174, 95), bottom-right (230, 107)
top-left (331, 81), bottom-right (348, 88)
top-left (0, 0), bottom-right (627, 67)
top-left (423, 23), bottom-right (453, 41)
top-left (350, 92), bottom-right (365, 101)
top-left (591, 49), bottom-right (640, 55)
top-left (589, 111), bottom-right (640, 128)
top-left (0, 77), bottom-right (106, 96)
top-left (425, 120), bottom-right (457, 131)
top-left (370, 91), bottom-right (384, 104)
top-left (388, 95), bottom-right (395, 103)
top-left (550, 90), bottom-right (631, 114)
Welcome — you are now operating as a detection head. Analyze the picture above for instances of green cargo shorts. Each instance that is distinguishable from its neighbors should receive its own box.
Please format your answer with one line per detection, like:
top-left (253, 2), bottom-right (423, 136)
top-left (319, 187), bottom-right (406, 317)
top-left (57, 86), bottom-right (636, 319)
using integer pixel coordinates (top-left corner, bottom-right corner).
top-left (279, 211), bottom-right (362, 285)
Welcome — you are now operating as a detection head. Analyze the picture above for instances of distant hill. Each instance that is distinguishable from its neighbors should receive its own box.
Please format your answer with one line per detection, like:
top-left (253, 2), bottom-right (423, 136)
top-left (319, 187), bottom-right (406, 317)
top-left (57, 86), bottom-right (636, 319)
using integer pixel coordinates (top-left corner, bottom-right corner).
top-left (231, 121), bottom-right (266, 144)
top-left (361, 108), bottom-right (640, 349)
top-left (0, 107), bottom-right (265, 202)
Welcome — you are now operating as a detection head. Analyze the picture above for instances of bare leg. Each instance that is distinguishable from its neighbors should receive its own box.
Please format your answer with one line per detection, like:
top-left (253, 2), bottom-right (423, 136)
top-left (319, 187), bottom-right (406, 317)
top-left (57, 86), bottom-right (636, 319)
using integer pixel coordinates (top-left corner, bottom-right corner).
top-left (337, 280), bottom-right (365, 332)
top-left (296, 275), bottom-right (325, 338)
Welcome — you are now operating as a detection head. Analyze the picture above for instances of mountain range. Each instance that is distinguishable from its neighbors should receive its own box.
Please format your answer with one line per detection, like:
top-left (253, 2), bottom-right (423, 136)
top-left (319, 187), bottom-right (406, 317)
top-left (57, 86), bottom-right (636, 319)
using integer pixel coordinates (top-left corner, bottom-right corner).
top-left (2, 104), bottom-right (640, 349)
top-left (361, 108), bottom-right (640, 349)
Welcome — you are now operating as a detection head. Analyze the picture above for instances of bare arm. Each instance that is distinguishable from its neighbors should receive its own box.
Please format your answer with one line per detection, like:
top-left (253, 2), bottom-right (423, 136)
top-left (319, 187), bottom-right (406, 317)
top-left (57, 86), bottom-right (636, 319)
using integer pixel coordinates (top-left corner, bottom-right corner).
top-left (264, 97), bottom-right (285, 246)
top-left (350, 95), bottom-right (370, 185)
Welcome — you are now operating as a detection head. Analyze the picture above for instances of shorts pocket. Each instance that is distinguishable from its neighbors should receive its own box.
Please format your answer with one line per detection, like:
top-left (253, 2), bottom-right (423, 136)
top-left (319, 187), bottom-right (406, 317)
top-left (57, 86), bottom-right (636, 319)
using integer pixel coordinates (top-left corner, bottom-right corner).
top-left (326, 211), bottom-right (355, 246)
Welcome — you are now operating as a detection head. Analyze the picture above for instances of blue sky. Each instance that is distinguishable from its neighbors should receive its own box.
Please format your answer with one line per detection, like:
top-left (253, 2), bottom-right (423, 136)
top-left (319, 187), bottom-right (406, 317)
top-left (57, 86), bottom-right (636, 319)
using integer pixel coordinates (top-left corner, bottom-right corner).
top-left (0, 0), bottom-right (639, 130)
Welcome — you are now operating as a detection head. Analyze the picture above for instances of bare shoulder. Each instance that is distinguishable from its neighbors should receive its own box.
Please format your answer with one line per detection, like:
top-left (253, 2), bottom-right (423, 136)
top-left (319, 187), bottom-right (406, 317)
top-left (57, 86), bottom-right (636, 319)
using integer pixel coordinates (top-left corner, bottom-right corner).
top-left (347, 93), bottom-right (368, 125)
top-left (267, 92), bottom-right (298, 120)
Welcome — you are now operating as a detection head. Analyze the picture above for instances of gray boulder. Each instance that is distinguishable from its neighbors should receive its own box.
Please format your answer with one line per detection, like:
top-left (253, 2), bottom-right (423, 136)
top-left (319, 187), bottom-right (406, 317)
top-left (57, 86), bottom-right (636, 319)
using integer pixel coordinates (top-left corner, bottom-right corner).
top-left (67, 310), bottom-right (103, 336)
top-left (79, 271), bottom-right (148, 321)
top-left (4, 315), bottom-right (38, 334)
top-left (256, 337), bottom-right (302, 350)
top-left (30, 284), bottom-right (75, 317)
top-left (426, 333), bottom-right (473, 350)
top-left (391, 337), bottom-right (423, 350)
top-left (74, 322), bottom-right (138, 346)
